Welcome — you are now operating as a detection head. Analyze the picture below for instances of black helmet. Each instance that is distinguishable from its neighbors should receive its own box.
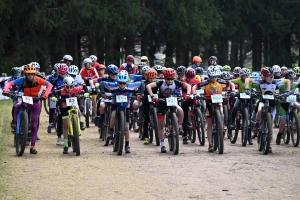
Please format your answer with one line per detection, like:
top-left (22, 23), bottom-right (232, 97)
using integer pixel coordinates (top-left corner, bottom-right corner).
top-left (195, 67), bottom-right (204, 75)
top-left (176, 66), bottom-right (186, 74)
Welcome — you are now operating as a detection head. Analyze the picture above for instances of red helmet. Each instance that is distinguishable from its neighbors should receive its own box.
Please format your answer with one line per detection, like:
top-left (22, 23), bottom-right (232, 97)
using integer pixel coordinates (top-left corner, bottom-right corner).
top-left (261, 67), bottom-right (273, 77)
top-left (185, 68), bottom-right (196, 79)
top-left (57, 63), bottom-right (69, 73)
top-left (126, 55), bottom-right (134, 62)
top-left (96, 64), bottom-right (106, 70)
top-left (163, 68), bottom-right (176, 79)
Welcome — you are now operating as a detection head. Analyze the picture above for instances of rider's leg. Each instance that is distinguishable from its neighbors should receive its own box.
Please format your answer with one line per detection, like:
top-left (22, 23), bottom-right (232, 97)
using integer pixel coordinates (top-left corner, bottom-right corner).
top-left (230, 99), bottom-right (240, 127)
top-left (142, 101), bottom-right (150, 143)
top-left (181, 100), bottom-right (190, 143)
top-left (99, 102), bottom-right (106, 125)
top-left (27, 101), bottom-right (41, 153)
top-left (132, 100), bottom-right (139, 119)
top-left (206, 117), bottom-right (213, 151)
top-left (277, 103), bottom-right (288, 145)
top-left (108, 110), bottom-right (116, 137)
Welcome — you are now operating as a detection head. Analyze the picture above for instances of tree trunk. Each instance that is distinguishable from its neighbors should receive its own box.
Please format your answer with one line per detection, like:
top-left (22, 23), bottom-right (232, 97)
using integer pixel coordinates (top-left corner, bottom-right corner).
top-left (182, 48), bottom-right (189, 67)
top-left (88, 31), bottom-right (97, 56)
top-left (217, 39), bottom-right (229, 66)
top-left (124, 35), bottom-right (135, 57)
top-left (141, 26), bottom-right (149, 58)
top-left (175, 36), bottom-right (182, 66)
top-left (283, 33), bottom-right (291, 68)
top-left (263, 35), bottom-right (269, 67)
top-left (252, 26), bottom-right (262, 71)
top-left (230, 38), bottom-right (238, 67)
top-left (239, 36), bottom-right (245, 67)
top-left (165, 40), bottom-right (175, 68)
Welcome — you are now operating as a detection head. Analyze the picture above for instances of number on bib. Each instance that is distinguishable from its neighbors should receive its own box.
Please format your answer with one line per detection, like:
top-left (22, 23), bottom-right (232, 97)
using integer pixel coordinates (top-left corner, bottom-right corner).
top-left (262, 95), bottom-right (274, 100)
top-left (286, 95), bottom-right (296, 103)
top-left (148, 94), bottom-right (158, 102)
top-left (211, 94), bottom-right (223, 103)
top-left (116, 95), bottom-right (128, 103)
top-left (196, 89), bottom-right (204, 95)
top-left (22, 96), bottom-right (33, 105)
top-left (66, 97), bottom-right (78, 106)
top-left (166, 97), bottom-right (178, 106)
top-left (240, 93), bottom-right (251, 99)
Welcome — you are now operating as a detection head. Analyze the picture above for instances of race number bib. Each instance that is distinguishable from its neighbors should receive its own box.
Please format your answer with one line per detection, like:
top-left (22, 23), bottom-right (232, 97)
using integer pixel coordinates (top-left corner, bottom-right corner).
top-left (286, 95), bottom-right (297, 103)
top-left (262, 95), bottom-right (274, 100)
top-left (196, 89), bottom-right (204, 95)
top-left (66, 97), bottom-right (78, 106)
top-left (240, 93), bottom-right (251, 99)
top-left (116, 95), bottom-right (128, 103)
top-left (148, 94), bottom-right (158, 102)
top-left (211, 94), bottom-right (223, 103)
top-left (22, 96), bottom-right (33, 105)
top-left (166, 97), bottom-right (178, 106)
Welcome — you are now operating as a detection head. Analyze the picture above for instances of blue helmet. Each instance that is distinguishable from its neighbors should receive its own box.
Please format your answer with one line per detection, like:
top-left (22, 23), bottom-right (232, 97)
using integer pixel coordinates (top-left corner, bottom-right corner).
top-left (250, 72), bottom-right (260, 78)
top-left (107, 64), bottom-right (119, 74)
top-left (117, 71), bottom-right (129, 82)
top-left (11, 67), bottom-right (20, 76)
top-left (53, 63), bottom-right (59, 71)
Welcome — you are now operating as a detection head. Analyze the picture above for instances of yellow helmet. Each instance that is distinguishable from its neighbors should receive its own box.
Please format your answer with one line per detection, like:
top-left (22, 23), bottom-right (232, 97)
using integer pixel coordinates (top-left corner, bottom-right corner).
top-left (141, 56), bottom-right (149, 62)
top-left (23, 64), bottom-right (36, 74)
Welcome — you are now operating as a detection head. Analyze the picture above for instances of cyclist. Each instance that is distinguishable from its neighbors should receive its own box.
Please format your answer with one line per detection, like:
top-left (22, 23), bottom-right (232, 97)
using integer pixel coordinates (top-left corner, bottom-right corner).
top-left (119, 55), bottom-right (136, 74)
top-left (281, 66), bottom-right (288, 74)
top-left (245, 67), bottom-right (291, 153)
top-left (293, 66), bottom-right (300, 83)
top-left (2, 64), bottom-right (53, 154)
top-left (102, 70), bottom-right (144, 153)
top-left (95, 64), bottom-right (106, 78)
top-left (30, 62), bottom-right (45, 80)
top-left (89, 64), bottom-right (119, 126)
top-left (153, 65), bottom-right (164, 79)
top-left (176, 66), bottom-right (186, 81)
top-left (181, 68), bottom-right (200, 144)
top-left (90, 55), bottom-right (99, 68)
top-left (190, 56), bottom-right (202, 71)
top-left (146, 68), bottom-right (191, 153)
top-left (222, 65), bottom-right (231, 72)
top-left (209, 56), bottom-right (222, 72)
top-left (192, 66), bottom-right (227, 152)
top-left (141, 56), bottom-right (149, 64)
top-left (136, 62), bottom-right (148, 75)
top-left (272, 65), bottom-right (282, 79)
top-left (61, 55), bottom-right (73, 66)
top-left (232, 67), bottom-right (241, 79)
top-left (68, 65), bottom-right (84, 86)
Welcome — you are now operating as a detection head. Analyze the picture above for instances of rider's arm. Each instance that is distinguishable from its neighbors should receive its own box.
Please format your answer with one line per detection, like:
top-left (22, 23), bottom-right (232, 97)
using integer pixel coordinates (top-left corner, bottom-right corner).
top-left (146, 82), bottom-right (157, 96)
top-left (3, 77), bottom-right (24, 91)
top-left (229, 82), bottom-right (235, 91)
top-left (137, 81), bottom-right (145, 96)
top-left (89, 78), bottom-right (99, 89)
top-left (285, 79), bottom-right (291, 92)
top-left (182, 83), bottom-right (191, 95)
top-left (245, 78), bottom-right (251, 89)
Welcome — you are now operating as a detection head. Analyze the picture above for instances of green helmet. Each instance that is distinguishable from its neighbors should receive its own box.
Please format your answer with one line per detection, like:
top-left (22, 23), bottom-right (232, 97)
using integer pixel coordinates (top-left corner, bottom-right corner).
top-left (222, 65), bottom-right (231, 71)
top-left (293, 66), bottom-right (300, 75)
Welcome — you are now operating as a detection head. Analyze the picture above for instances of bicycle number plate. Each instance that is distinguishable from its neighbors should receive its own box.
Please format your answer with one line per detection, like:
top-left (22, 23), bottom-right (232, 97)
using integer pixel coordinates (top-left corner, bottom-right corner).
top-left (262, 95), bottom-right (274, 100)
top-left (240, 93), bottom-right (251, 99)
top-left (22, 96), bottom-right (33, 104)
top-left (211, 94), bottom-right (223, 103)
top-left (116, 95), bottom-right (127, 103)
top-left (148, 94), bottom-right (158, 102)
top-left (66, 97), bottom-right (78, 106)
top-left (286, 95), bottom-right (297, 103)
top-left (166, 97), bottom-right (178, 106)
top-left (196, 89), bottom-right (204, 95)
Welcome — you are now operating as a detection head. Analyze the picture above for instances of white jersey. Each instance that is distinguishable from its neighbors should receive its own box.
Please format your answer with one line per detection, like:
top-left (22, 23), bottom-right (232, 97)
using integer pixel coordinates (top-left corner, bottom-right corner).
top-left (73, 75), bottom-right (84, 86)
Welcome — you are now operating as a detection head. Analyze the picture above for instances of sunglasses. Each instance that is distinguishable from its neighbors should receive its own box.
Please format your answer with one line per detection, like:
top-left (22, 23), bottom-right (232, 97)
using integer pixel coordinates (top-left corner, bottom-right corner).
top-left (110, 73), bottom-right (117, 76)
top-left (165, 78), bottom-right (174, 81)
top-left (65, 85), bottom-right (74, 89)
top-left (118, 82), bottom-right (127, 85)
top-left (59, 73), bottom-right (67, 76)
top-left (27, 73), bottom-right (35, 76)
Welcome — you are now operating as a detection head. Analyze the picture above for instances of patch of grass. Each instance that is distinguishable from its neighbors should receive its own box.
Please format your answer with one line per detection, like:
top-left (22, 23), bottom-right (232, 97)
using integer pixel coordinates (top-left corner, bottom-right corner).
top-left (0, 100), bottom-right (13, 198)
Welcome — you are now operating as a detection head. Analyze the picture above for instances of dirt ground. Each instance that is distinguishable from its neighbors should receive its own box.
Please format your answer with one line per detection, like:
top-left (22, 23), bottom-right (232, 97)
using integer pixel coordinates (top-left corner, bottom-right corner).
top-left (1, 110), bottom-right (300, 200)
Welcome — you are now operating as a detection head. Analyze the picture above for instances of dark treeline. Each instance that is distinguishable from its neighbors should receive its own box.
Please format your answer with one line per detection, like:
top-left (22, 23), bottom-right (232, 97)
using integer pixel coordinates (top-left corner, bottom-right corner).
top-left (1, 0), bottom-right (300, 74)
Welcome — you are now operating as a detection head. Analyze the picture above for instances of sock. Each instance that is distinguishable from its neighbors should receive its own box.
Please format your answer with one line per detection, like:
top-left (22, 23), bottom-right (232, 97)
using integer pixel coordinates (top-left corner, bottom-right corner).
top-left (125, 141), bottom-right (129, 147)
top-left (178, 122), bottom-right (182, 129)
top-left (64, 139), bottom-right (68, 147)
top-left (161, 139), bottom-right (165, 147)
top-left (31, 146), bottom-right (34, 149)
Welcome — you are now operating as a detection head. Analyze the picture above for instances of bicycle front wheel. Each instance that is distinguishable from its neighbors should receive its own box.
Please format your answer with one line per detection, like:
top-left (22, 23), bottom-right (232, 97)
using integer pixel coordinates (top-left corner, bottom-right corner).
top-left (16, 111), bottom-right (29, 156)
top-left (117, 111), bottom-right (125, 156)
top-left (138, 105), bottom-right (144, 140)
top-left (43, 99), bottom-right (49, 115)
top-left (85, 98), bottom-right (91, 128)
top-left (213, 109), bottom-right (224, 154)
top-left (171, 113), bottom-right (179, 155)
top-left (195, 108), bottom-right (205, 146)
top-left (290, 110), bottom-right (300, 147)
top-left (241, 108), bottom-right (249, 147)
top-left (262, 112), bottom-right (272, 155)
top-left (72, 115), bottom-right (80, 156)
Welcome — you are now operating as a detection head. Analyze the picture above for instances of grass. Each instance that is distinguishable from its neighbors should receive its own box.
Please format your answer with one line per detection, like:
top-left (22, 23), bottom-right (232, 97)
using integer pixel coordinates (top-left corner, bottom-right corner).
top-left (0, 100), bottom-right (13, 199)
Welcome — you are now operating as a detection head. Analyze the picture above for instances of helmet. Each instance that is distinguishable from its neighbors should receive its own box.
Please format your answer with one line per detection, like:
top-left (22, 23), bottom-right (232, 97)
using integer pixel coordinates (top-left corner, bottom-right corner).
top-left (217, 65), bottom-right (223, 72)
top-left (207, 66), bottom-right (221, 77)
top-left (63, 77), bottom-right (74, 86)
top-left (163, 68), bottom-right (176, 79)
top-left (272, 65), bottom-right (281, 73)
top-left (89, 55), bottom-right (97, 62)
top-left (23, 64), bottom-right (36, 74)
top-left (138, 62), bottom-right (147, 68)
top-left (195, 67), bottom-right (204, 75)
top-left (220, 71), bottom-right (231, 80)
top-left (30, 62), bottom-right (40, 69)
top-left (107, 64), bottom-right (119, 74)
top-left (250, 72), bottom-right (260, 78)
top-left (281, 66), bottom-right (288, 70)
top-left (142, 66), bottom-right (151, 75)
top-left (96, 64), bottom-right (106, 70)
top-left (63, 55), bottom-right (73, 62)
top-left (185, 68), bottom-right (196, 79)
top-left (294, 66), bottom-right (300, 75)
top-left (126, 55), bottom-right (134, 62)
top-left (240, 68), bottom-right (251, 76)
top-left (68, 65), bottom-right (79, 75)
top-left (145, 69), bottom-right (157, 79)
top-left (285, 69), bottom-right (296, 79)
top-left (176, 66), bottom-right (186, 74)
top-left (57, 63), bottom-right (69, 73)
top-left (233, 66), bottom-right (241, 75)
top-left (117, 71), bottom-right (129, 82)
top-left (209, 56), bottom-right (218, 61)
top-left (120, 70), bottom-right (128, 74)
top-left (11, 67), bottom-right (20, 76)
top-left (192, 56), bottom-right (202, 63)
top-left (83, 58), bottom-right (93, 65)
top-left (53, 63), bottom-right (59, 71)
top-left (261, 67), bottom-right (273, 76)
top-left (141, 56), bottom-right (149, 62)
top-left (153, 65), bottom-right (163, 72)
top-left (222, 65), bottom-right (231, 71)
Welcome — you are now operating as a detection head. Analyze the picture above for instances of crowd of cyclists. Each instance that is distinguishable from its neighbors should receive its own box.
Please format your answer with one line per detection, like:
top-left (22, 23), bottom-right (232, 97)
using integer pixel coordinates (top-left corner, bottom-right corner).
top-left (2, 53), bottom-right (300, 156)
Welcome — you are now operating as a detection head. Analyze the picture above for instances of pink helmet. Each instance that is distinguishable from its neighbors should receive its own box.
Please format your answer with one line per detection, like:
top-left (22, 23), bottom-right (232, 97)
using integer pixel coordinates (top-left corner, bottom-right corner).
top-left (57, 63), bottom-right (69, 73)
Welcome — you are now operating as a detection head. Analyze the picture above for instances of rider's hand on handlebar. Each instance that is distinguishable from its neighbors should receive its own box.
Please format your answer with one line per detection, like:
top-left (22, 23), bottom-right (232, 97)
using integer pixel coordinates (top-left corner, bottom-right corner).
top-left (51, 97), bottom-right (58, 102)
top-left (2, 90), bottom-right (8, 96)
top-left (152, 96), bottom-right (158, 102)
top-left (136, 95), bottom-right (142, 101)
top-left (184, 95), bottom-right (190, 101)
top-left (245, 89), bottom-right (251, 95)
top-left (284, 91), bottom-right (290, 98)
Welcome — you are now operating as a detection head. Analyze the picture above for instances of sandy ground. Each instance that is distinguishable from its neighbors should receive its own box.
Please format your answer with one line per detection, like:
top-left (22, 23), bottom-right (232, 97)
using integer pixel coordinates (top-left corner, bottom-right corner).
top-left (1, 110), bottom-right (300, 200)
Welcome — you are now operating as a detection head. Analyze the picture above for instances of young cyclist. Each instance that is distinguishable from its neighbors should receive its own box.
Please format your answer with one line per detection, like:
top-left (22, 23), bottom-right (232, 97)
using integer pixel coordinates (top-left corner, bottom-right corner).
top-left (30, 62), bottom-right (45, 80)
top-left (222, 65), bottom-right (231, 72)
top-left (192, 66), bottom-right (227, 152)
top-left (141, 56), bottom-right (149, 64)
top-left (90, 55), bottom-right (99, 69)
top-left (51, 77), bottom-right (88, 154)
top-left (281, 66), bottom-right (288, 75)
top-left (119, 55), bottom-right (136, 74)
top-left (190, 56), bottom-right (202, 71)
top-left (176, 66), bottom-right (186, 81)
top-left (3, 64), bottom-right (53, 154)
top-left (68, 65), bottom-right (84, 86)
top-left (245, 67), bottom-right (291, 153)
top-left (136, 62), bottom-right (148, 75)
top-left (293, 66), bottom-right (300, 83)
top-left (95, 64), bottom-right (106, 78)
top-left (101, 71), bottom-right (144, 153)
top-left (146, 68), bottom-right (191, 153)
top-left (272, 65), bottom-right (282, 79)
top-left (62, 55), bottom-right (73, 66)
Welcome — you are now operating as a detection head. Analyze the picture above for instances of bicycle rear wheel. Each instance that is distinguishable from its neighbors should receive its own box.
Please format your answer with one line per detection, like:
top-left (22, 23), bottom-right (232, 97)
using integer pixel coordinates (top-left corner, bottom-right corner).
top-left (241, 108), bottom-right (249, 147)
top-left (290, 110), bottom-right (300, 147)
top-left (213, 109), bottom-right (224, 154)
top-left (230, 114), bottom-right (239, 144)
top-left (195, 108), bottom-right (205, 146)
top-left (171, 113), bottom-right (179, 155)
top-left (117, 111), bottom-right (125, 155)
top-left (138, 106), bottom-right (144, 140)
top-left (85, 98), bottom-right (91, 128)
top-left (16, 111), bottom-right (28, 156)
top-left (262, 112), bottom-right (272, 155)
top-left (43, 99), bottom-right (49, 115)
top-left (72, 115), bottom-right (80, 156)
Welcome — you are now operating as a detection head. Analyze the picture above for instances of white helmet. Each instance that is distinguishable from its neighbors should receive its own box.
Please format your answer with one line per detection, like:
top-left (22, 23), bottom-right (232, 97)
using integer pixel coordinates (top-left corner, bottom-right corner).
top-left (207, 66), bottom-right (221, 77)
top-left (63, 55), bottom-right (73, 61)
top-left (63, 77), bottom-right (74, 86)
top-left (83, 58), bottom-right (93, 64)
top-left (240, 68), bottom-right (251, 76)
top-left (142, 66), bottom-right (151, 74)
top-left (89, 55), bottom-right (97, 62)
top-left (68, 65), bottom-right (79, 75)
top-left (30, 62), bottom-right (40, 69)
top-left (272, 65), bottom-right (281, 73)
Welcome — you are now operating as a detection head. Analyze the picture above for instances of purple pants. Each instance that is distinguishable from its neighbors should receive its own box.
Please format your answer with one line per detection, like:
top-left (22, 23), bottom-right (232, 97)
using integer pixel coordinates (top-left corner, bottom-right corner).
top-left (14, 101), bottom-right (41, 147)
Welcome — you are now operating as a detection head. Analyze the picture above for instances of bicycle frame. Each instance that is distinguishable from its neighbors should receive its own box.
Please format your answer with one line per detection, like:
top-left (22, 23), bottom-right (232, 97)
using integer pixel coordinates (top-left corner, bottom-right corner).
top-left (68, 106), bottom-right (81, 136)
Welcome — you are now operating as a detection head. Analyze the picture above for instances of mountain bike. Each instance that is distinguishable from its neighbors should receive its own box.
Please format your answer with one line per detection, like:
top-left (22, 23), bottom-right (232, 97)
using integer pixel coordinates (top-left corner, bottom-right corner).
top-left (147, 95), bottom-right (160, 146)
top-left (99, 93), bottom-right (113, 146)
top-left (83, 87), bottom-right (92, 128)
top-left (128, 96), bottom-right (139, 133)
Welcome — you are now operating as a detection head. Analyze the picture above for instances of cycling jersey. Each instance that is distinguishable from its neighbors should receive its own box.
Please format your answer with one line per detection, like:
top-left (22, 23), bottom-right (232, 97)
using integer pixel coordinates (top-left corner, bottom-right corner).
top-left (196, 79), bottom-right (227, 100)
top-left (73, 75), bottom-right (84, 86)
top-left (47, 75), bottom-right (69, 89)
top-left (6, 76), bottom-right (21, 92)
top-left (231, 78), bottom-right (252, 92)
top-left (181, 78), bottom-right (200, 96)
top-left (156, 80), bottom-right (185, 98)
top-left (92, 61), bottom-right (100, 69)
top-left (97, 76), bottom-right (117, 93)
top-left (80, 67), bottom-right (99, 85)
top-left (190, 64), bottom-right (197, 71)
top-left (250, 79), bottom-right (286, 95)
top-left (119, 63), bottom-right (137, 74)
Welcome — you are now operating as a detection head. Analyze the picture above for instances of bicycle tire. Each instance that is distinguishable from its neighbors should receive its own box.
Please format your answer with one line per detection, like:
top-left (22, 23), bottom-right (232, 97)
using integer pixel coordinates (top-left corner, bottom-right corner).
top-left (149, 111), bottom-right (154, 143)
top-left (187, 108), bottom-right (196, 143)
top-left (215, 109), bottom-right (224, 154)
top-left (262, 112), bottom-right (272, 155)
top-left (43, 99), bottom-right (49, 115)
top-left (274, 113), bottom-right (280, 128)
top-left (171, 113), bottom-right (179, 155)
top-left (230, 114), bottom-right (239, 144)
top-left (283, 123), bottom-right (290, 144)
top-left (117, 111), bottom-right (125, 155)
top-left (223, 104), bottom-right (228, 130)
top-left (257, 132), bottom-right (263, 151)
top-left (290, 110), bottom-right (300, 147)
top-left (85, 98), bottom-right (91, 128)
top-left (195, 108), bottom-right (205, 146)
top-left (129, 110), bottom-right (133, 130)
top-left (16, 111), bottom-right (28, 156)
top-left (72, 115), bottom-right (80, 156)
top-left (241, 108), bottom-right (249, 147)
top-left (138, 106), bottom-right (144, 140)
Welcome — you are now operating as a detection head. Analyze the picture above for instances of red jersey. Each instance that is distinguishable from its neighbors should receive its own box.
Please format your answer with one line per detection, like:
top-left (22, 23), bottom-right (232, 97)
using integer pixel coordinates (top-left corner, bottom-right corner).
top-left (80, 67), bottom-right (99, 85)
top-left (181, 78), bottom-right (200, 96)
